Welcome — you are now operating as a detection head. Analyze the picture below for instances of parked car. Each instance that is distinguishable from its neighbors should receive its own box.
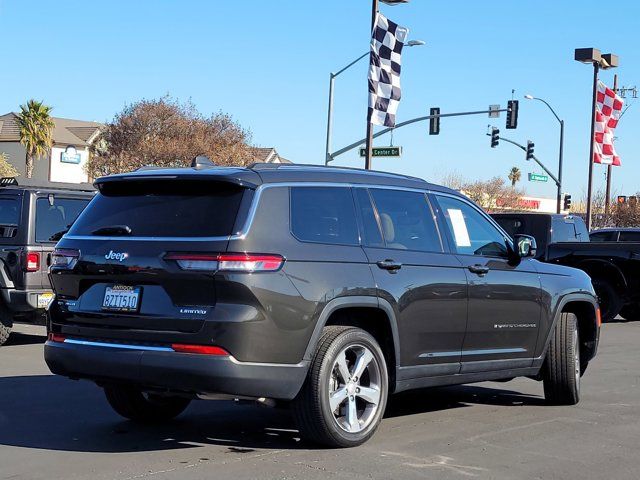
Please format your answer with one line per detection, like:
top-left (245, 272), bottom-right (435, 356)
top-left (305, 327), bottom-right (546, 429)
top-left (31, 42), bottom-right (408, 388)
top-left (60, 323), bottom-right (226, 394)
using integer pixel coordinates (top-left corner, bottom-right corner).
top-left (590, 227), bottom-right (640, 242)
top-left (45, 163), bottom-right (600, 447)
top-left (0, 178), bottom-right (93, 345)
top-left (492, 213), bottom-right (640, 322)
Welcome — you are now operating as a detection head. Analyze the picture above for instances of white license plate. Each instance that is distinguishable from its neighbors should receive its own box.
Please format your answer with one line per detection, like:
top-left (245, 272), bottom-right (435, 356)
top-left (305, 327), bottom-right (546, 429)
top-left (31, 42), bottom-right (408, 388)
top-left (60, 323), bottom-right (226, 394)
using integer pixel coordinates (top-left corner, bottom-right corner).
top-left (37, 292), bottom-right (54, 309)
top-left (102, 286), bottom-right (141, 312)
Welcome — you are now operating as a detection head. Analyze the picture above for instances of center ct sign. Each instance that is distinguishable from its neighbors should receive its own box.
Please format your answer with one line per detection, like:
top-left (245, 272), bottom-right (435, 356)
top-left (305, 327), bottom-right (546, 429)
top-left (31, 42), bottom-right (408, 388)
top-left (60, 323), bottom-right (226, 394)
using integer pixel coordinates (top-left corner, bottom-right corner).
top-left (61, 146), bottom-right (81, 164)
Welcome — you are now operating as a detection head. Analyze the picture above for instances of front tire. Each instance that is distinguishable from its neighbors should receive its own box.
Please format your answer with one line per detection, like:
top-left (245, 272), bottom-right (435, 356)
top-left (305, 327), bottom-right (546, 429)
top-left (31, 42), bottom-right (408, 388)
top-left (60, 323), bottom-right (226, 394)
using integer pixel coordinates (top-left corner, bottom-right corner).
top-left (543, 312), bottom-right (581, 405)
top-left (293, 326), bottom-right (388, 448)
top-left (104, 385), bottom-right (191, 423)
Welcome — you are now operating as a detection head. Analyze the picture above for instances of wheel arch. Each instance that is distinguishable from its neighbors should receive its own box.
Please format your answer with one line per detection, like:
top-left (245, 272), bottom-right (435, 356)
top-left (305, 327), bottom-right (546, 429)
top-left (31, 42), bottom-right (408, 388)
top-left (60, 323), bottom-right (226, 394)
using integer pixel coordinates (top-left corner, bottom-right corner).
top-left (577, 259), bottom-right (628, 292)
top-left (303, 296), bottom-right (400, 392)
top-left (540, 293), bottom-right (600, 364)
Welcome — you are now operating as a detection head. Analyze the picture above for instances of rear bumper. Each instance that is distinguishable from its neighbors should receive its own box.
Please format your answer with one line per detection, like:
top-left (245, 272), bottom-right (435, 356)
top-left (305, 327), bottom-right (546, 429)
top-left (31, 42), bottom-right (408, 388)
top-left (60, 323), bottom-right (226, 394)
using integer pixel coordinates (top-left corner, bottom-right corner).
top-left (1, 288), bottom-right (52, 314)
top-left (44, 339), bottom-right (309, 400)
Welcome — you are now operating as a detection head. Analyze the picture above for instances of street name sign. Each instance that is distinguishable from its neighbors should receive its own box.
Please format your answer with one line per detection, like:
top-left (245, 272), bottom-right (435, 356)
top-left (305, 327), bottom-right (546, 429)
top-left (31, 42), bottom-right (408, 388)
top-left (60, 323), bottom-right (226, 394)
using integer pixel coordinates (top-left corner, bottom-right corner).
top-left (359, 147), bottom-right (402, 158)
top-left (528, 173), bottom-right (548, 182)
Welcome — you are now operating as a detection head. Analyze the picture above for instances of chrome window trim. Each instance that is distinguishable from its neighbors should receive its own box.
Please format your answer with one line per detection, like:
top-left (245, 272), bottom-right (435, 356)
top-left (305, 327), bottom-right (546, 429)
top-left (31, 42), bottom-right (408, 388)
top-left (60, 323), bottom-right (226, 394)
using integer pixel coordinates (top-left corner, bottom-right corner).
top-left (64, 181), bottom-right (449, 243)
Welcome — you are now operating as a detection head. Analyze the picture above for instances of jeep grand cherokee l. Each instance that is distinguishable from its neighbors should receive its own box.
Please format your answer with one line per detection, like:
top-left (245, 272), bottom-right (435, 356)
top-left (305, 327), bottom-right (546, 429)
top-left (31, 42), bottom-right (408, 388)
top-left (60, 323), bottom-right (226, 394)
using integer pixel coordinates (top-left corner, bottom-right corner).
top-left (45, 163), bottom-right (600, 447)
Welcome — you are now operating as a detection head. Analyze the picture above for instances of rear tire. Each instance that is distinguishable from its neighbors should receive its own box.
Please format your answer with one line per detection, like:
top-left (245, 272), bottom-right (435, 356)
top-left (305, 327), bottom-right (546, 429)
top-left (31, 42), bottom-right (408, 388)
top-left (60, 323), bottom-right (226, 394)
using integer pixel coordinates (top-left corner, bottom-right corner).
top-left (104, 385), bottom-right (191, 423)
top-left (0, 323), bottom-right (10, 346)
top-left (620, 304), bottom-right (640, 322)
top-left (0, 306), bottom-right (12, 346)
top-left (592, 278), bottom-right (623, 322)
top-left (293, 326), bottom-right (388, 448)
top-left (543, 312), bottom-right (581, 405)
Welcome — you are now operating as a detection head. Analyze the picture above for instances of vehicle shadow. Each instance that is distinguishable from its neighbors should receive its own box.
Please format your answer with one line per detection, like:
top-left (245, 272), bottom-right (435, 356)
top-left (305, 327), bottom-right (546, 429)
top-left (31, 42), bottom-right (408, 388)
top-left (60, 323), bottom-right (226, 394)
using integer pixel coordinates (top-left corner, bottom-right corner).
top-left (0, 375), bottom-right (543, 453)
top-left (4, 331), bottom-right (47, 347)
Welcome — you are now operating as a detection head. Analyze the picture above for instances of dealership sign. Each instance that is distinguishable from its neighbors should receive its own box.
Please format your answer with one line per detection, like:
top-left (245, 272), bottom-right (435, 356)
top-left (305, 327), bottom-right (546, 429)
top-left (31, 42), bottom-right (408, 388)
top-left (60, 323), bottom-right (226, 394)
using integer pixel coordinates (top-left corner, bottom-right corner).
top-left (61, 146), bottom-right (81, 164)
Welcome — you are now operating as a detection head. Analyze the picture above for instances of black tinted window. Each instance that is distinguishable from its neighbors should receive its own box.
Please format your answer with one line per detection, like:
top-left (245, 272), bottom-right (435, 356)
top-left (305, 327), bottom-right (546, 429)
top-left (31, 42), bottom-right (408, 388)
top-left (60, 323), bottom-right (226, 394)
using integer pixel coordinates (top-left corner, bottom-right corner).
top-left (619, 231), bottom-right (640, 241)
top-left (354, 189), bottom-right (383, 247)
top-left (290, 187), bottom-right (358, 245)
top-left (590, 231), bottom-right (616, 242)
top-left (369, 189), bottom-right (442, 252)
top-left (36, 198), bottom-right (89, 242)
top-left (0, 197), bottom-right (21, 225)
top-left (436, 195), bottom-right (507, 257)
top-left (69, 181), bottom-right (245, 238)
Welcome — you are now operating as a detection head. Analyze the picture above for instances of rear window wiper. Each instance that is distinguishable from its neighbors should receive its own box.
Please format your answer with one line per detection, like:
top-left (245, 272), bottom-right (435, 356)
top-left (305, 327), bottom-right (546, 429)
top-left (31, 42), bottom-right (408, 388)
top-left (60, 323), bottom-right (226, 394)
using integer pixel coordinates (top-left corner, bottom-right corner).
top-left (91, 225), bottom-right (132, 236)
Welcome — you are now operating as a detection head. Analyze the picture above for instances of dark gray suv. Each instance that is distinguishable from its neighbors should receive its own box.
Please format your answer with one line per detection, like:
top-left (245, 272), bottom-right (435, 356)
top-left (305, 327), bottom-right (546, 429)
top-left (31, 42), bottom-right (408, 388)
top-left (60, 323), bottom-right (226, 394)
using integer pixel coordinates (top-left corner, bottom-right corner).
top-left (45, 163), bottom-right (600, 447)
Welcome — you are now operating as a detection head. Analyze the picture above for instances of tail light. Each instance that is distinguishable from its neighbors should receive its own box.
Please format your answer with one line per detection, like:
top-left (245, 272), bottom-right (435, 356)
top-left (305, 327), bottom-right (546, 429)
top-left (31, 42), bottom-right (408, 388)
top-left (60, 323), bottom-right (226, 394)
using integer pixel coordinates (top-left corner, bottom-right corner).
top-left (25, 252), bottom-right (40, 272)
top-left (171, 344), bottom-right (229, 355)
top-left (48, 333), bottom-right (66, 343)
top-left (596, 307), bottom-right (602, 328)
top-left (165, 253), bottom-right (284, 272)
top-left (51, 248), bottom-right (80, 269)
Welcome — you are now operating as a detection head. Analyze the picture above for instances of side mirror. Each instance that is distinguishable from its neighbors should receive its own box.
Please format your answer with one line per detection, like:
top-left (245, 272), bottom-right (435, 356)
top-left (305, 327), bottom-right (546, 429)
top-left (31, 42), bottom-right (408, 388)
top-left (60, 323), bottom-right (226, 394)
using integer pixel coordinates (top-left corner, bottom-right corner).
top-left (513, 234), bottom-right (537, 258)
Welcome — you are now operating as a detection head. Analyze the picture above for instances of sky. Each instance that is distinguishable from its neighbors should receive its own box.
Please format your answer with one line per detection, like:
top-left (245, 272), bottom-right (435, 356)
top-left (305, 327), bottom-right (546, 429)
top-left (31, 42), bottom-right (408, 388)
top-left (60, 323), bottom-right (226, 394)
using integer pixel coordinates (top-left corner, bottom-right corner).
top-left (1, 0), bottom-right (639, 200)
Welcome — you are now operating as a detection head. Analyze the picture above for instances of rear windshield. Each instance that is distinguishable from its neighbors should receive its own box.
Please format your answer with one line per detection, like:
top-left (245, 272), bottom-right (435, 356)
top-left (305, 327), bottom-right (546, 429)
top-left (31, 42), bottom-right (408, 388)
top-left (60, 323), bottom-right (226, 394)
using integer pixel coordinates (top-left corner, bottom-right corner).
top-left (36, 197), bottom-right (90, 242)
top-left (68, 180), bottom-right (246, 238)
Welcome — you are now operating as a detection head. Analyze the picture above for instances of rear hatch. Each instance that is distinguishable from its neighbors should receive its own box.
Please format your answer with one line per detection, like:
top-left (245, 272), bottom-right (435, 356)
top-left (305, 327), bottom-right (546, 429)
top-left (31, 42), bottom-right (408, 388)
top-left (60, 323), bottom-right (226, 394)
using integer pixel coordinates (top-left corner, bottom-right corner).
top-left (50, 177), bottom-right (254, 336)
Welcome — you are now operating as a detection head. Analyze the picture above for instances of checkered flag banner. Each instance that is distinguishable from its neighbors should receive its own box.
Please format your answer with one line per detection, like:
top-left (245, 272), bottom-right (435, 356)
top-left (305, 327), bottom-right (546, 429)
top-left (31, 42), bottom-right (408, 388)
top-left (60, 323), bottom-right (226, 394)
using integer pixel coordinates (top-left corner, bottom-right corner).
top-left (594, 81), bottom-right (624, 166)
top-left (368, 13), bottom-right (409, 127)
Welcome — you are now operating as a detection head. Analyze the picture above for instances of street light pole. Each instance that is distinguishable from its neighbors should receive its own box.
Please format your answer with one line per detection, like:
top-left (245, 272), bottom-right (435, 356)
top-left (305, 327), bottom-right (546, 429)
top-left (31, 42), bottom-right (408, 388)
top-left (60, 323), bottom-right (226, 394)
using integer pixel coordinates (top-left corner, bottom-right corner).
top-left (586, 60), bottom-right (599, 231)
top-left (364, 0), bottom-right (379, 170)
top-left (524, 95), bottom-right (564, 214)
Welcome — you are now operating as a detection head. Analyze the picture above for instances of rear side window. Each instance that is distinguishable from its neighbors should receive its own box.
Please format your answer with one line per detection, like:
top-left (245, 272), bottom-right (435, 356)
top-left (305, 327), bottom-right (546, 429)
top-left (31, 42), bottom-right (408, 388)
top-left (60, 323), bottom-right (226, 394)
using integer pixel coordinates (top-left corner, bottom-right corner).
top-left (552, 217), bottom-right (584, 242)
top-left (369, 189), bottom-right (442, 252)
top-left (619, 231), bottom-right (640, 241)
top-left (290, 187), bottom-right (358, 245)
top-left (36, 198), bottom-right (89, 242)
top-left (589, 231), bottom-right (616, 242)
top-left (0, 197), bottom-right (21, 225)
top-left (69, 181), bottom-right (245, 238)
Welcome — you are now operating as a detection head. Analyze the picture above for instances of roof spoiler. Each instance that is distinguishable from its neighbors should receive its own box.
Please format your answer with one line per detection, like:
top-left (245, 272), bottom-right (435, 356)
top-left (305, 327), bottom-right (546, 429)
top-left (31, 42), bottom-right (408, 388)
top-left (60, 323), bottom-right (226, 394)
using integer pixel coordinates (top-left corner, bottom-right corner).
top-left (0, 177), bottom-right (18, 187)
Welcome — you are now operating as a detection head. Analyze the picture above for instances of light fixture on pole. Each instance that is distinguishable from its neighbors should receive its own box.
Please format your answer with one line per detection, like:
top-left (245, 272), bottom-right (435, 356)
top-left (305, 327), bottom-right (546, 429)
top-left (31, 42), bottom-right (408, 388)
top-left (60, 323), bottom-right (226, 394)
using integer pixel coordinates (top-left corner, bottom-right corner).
top-left (325, 39), bottom-right (424, 165)
top-left (524, 94), bottom-right (564, 214)
top-left (574, 48), bottom-right (618, 231)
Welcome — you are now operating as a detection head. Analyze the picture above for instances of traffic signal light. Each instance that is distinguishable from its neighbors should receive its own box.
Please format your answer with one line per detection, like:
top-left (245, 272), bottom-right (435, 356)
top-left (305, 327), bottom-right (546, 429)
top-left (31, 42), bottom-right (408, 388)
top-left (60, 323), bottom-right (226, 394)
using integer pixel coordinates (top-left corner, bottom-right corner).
top-left (429, 107), bottom-right (440, 135)
top-left (506, 100), bottom-right (519, 129)
top-left (617, 195), bottom-right (627, 204)
top-left (526, 141), bottom-right (535, 160)
top-left (563, 194), bottom-right (572, 211)
top-left (490, 128), bottom-right (499, 148)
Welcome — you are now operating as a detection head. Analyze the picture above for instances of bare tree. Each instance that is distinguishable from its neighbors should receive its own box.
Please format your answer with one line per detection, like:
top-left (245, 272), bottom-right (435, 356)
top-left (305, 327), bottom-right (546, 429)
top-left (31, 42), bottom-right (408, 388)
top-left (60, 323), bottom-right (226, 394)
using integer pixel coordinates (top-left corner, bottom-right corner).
top-left (87, 96), bottom-right (252, 178)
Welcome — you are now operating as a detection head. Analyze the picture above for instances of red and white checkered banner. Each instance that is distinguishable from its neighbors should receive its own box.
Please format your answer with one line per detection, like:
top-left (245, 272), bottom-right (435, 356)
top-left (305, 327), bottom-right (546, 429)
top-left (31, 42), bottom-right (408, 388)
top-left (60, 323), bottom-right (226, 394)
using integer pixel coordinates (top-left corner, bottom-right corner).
top-left (594, 81), bottom-right (624, 166)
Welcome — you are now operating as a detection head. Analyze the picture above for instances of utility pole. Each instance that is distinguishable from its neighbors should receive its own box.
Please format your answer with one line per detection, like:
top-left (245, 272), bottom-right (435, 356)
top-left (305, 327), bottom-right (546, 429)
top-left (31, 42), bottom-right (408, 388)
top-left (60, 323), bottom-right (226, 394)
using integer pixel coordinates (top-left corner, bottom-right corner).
top-left (604, 73), bottom-right (618, 218)
top-left (364, 0), bottom-right (378, 170)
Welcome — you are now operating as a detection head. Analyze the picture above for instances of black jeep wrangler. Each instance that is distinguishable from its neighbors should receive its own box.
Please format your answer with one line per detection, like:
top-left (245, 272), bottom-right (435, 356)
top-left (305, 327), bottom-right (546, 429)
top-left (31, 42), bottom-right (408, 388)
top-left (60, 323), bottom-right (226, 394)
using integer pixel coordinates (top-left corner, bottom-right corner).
top-left (45, 163), bottom-right (600, 447)
top-left (0, 178), bottom-right (93, 345)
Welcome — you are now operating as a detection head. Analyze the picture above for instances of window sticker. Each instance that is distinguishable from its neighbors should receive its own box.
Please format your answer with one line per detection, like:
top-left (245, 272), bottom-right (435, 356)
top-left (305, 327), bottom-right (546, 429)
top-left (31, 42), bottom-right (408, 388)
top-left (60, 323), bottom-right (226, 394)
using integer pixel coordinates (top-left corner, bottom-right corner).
top-left (447, 208), bottom-right (471, 247)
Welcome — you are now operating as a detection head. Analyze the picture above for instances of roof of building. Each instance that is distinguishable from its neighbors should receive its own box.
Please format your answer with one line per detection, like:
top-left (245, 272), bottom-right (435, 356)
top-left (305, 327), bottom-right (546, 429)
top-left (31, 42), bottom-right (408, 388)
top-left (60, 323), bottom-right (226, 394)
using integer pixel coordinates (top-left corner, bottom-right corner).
top-left (250, 147), bottom-right (292, 164)
top-left (0, 112), bottom-right (102, 146)
top-left (94, 163), bottom-right (451, 195)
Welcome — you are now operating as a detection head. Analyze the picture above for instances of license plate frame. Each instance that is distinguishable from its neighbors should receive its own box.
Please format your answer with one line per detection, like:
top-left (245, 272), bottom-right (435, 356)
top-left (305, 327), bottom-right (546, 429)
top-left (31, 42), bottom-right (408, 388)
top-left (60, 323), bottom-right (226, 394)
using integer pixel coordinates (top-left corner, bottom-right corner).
top-left (102, 285), bottom-right (142, 313)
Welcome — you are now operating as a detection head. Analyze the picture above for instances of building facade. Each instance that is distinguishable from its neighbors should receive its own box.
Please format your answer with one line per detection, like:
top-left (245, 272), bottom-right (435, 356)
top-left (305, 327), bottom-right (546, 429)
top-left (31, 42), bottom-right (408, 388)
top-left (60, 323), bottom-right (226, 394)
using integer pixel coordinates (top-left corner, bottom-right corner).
top-left (0, 113), bottom-right (101, 184)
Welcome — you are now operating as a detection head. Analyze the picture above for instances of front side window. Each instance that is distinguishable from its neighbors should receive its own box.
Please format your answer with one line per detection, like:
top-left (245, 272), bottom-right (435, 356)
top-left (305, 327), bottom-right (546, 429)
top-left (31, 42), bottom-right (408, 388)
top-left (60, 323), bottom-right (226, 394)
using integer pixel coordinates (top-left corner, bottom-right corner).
top-left (435, 195), bottom-right (508, 257)
top-left (290, 187), bottom-right (359, 245)
top-left (36, 197), bottom-right (89, 242)
top-left (369, 189), bottom-right (442, 252)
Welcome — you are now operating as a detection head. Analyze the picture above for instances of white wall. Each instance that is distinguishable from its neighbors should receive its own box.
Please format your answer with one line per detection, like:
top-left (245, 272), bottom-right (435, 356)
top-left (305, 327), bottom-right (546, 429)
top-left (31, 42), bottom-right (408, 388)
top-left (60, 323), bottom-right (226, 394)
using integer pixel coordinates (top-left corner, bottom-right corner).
top-left (49, 145), bottom-right (89, 183)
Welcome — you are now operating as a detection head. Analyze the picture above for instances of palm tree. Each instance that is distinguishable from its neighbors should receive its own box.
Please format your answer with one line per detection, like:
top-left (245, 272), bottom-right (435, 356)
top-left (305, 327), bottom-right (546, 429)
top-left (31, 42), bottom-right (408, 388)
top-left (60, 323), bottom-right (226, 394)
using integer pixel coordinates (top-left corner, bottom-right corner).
top-left (15, 100), bottom-right (55, 178)
top-left (508, 166), bottom-right (521, 188)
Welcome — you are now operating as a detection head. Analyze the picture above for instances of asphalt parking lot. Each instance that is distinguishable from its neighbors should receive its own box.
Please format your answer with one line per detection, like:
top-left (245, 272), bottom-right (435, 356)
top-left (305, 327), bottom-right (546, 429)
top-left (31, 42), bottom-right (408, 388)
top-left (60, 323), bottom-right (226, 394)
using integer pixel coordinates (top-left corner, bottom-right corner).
top-left (1, 321), bottom-right (639, 480)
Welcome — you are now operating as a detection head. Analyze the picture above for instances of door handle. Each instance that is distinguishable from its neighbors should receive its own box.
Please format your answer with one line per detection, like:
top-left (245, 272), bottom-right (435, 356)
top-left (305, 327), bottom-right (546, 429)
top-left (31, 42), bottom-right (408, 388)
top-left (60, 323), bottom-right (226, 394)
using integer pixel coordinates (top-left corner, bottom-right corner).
top-left (468, 264), bottom-right (490, 276)
top-left (377, 259), bottom-right (402, 272)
